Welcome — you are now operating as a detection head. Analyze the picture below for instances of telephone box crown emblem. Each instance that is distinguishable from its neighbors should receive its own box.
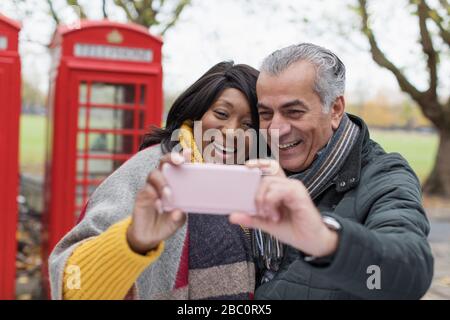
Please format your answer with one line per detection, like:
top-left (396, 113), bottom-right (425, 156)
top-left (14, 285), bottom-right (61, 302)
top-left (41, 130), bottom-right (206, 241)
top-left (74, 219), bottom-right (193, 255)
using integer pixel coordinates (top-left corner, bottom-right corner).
top-left (107, 29), bottom-right (123, 44)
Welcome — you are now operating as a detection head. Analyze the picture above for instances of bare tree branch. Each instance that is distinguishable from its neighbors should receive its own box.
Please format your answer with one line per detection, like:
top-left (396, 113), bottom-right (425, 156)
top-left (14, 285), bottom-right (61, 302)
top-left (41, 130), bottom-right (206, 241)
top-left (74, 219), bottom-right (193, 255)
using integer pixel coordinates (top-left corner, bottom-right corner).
top-left (137, 0), bottom-right (158, 27)
top-left (66, 0), bottom-right (87, 19)
top-left (357, 0), bottom-right (444, 124)
top-left (438, 0), bottom-right (450, 15)
top-left (112, 0), bottom-right (190, 33)
top-left (358, 0), bottom-right (422, 100)
top-left (160, 0), bottom-right (191, 35)
top-left (133, 0), bottom-right (144, 20)
top-left (46, 0), bottom-right (60, 25)
top-left (417, 0), bottom-right (438, 97)
top-left (102, 0), bottom-right (108, 19)
top-left (22, 35), bottom-right (50, 47)
top-left (421, 0), bottom-right (450, 46)
top-left (147, 0), bottom-right (159, 25)
top-left (114, 0), bottom-right (135, 21)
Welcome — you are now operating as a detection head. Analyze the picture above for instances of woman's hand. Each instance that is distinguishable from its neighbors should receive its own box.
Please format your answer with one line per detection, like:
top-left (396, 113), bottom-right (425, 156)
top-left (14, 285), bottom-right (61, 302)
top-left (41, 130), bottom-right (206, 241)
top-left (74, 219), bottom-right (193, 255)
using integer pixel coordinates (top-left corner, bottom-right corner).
top-left (126, 150), bottom-right (190, 255)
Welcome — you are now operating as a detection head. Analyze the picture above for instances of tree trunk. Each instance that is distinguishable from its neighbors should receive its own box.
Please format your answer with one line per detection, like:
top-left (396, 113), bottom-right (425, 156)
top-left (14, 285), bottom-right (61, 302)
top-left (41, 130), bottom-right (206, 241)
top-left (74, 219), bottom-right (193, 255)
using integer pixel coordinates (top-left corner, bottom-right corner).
top-left (423, 127), bottom-right (450, 197)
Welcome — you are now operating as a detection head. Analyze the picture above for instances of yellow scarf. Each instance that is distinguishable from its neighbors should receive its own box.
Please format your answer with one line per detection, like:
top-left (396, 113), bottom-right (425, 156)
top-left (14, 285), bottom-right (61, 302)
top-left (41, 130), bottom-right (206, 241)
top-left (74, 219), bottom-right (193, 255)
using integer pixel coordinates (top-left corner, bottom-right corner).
top-left (178, 122), bottom-right (204, 163)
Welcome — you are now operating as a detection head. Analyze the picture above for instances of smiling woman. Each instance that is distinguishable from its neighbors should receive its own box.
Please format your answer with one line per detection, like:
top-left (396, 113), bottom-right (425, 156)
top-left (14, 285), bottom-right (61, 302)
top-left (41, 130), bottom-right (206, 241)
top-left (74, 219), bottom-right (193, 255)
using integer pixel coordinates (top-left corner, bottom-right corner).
top-left (140, 61), bottom-right (260, 157)
top-left (198, 88), bottom-right (254, 164)
top-left (49, 61), bottom-right (262, 300)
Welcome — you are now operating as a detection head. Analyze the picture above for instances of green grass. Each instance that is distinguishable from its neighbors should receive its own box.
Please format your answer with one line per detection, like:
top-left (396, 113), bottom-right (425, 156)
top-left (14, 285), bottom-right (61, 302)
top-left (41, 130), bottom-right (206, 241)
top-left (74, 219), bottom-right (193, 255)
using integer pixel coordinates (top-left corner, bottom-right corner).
top-left (370, 129), bottom-right (438, 182)
top-left (20, 114), bottom-right (47, 175)
top-left (19, 115), bottom-right (438, 182)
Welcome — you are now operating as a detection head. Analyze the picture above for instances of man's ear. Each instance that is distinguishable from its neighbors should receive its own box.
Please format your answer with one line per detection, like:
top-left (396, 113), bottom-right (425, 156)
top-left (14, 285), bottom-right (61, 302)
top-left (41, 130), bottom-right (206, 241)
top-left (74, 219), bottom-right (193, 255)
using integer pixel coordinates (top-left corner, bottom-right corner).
top-left (330, 96), bottom-right (345, 131)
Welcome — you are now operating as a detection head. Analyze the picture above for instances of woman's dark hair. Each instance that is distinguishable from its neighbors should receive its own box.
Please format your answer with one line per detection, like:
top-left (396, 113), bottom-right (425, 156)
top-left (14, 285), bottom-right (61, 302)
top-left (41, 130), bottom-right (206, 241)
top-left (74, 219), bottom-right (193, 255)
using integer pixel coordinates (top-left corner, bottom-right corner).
top-left (139, 61), bottom-right (260, 152)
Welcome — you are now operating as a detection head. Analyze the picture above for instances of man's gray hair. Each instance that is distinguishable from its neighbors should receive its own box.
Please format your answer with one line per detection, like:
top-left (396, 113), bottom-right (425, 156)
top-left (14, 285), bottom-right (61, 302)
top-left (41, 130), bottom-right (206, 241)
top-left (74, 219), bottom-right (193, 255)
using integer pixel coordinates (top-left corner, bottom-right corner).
top-left (260, 43), bottom-right (346, 112)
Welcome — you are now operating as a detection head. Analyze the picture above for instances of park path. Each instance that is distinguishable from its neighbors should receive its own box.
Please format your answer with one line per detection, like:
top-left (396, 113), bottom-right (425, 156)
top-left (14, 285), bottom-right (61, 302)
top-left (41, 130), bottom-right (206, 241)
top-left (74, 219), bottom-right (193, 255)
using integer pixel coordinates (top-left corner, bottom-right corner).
top-left (422, 207), bottom-right (450, 300)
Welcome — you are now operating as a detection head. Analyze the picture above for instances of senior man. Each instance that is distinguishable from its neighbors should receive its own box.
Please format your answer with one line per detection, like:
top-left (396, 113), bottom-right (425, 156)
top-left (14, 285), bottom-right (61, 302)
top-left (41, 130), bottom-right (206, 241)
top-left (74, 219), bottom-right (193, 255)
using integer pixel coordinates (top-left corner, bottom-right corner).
top-left (230, 43), bottom-right (434, 300)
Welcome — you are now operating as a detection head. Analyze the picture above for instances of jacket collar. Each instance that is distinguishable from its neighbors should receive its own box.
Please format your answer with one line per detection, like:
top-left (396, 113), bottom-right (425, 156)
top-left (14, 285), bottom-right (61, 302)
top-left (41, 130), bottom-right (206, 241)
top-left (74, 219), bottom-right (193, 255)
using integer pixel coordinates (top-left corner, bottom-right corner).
top-left (333, 113), bottom-right (370, 193)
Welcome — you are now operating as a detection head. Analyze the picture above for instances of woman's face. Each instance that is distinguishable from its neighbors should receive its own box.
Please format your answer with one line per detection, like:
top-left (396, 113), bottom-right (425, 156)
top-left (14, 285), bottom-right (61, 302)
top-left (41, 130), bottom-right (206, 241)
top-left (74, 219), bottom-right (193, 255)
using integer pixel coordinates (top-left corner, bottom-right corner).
top-left (197, 88), bottom-right (255, 164)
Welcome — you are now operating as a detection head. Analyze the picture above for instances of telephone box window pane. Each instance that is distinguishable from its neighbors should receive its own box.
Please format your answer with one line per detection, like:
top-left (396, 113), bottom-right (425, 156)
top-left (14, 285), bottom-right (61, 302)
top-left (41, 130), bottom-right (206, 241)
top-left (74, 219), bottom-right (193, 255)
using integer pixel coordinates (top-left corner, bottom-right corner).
top-left (77, 132), bottom-right (134, 155)
top-left (0, 36), bottom-right (7, 50)
top-left (76, 159), bottom-right (86, 180)
top-left (77, 132), bottom-right (86, 153)
top-left (75, 194), bottom-right (84, 207)
top-left (76, 184), bottom-right (98, 206)
top-left (75, 186), bottom-right (85, 207)
top-left (87, 158), bottom-right (112, 180)
top-left (88, 133), bottom-right (110, 153)
top-left (140, 85), bottom-right (146, 105)
top-left (91, 83), bottom-right (135, 105)
top-left (86, 158), bottom-right (126, 180)
top-left (79, 106), bottom-right (136, 130)
top-left (139, 110), bottom-right (146, 130)
top-left (78, 107), bottom-right (87, 128)
top-left (89, 133), bottom-right (133, 154)
top-left (79, 82), bottom-right (88, 104)
top-left (89, 107), bottom-right (135, 130)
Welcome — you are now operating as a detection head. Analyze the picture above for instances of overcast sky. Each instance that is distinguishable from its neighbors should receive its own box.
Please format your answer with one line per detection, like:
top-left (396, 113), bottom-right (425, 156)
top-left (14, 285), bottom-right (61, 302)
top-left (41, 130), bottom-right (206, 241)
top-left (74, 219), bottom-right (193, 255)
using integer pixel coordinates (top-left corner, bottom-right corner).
top-left (1, 0), bottom-right (448, 104)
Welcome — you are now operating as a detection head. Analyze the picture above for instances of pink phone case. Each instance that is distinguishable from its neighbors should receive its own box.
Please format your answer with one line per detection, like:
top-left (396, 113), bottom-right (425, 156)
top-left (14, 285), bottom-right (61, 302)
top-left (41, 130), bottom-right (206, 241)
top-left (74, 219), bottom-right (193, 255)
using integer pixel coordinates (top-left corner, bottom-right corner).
top-left (161, 163), bottom-right (262, 215)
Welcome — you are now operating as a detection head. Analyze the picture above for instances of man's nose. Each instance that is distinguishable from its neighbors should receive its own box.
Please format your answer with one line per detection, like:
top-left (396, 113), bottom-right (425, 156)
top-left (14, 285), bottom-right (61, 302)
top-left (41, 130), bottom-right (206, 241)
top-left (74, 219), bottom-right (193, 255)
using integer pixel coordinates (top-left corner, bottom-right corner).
top-left (269, 114), bottom-right (291, 138)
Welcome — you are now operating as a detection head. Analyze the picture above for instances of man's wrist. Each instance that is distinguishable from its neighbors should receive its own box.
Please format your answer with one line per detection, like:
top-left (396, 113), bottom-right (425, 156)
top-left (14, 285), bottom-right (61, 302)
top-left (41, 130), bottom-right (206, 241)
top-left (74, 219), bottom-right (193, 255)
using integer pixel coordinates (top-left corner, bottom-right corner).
top-left (304, 216), bottom-right (341, 262)
top-left (319, 228), bottom-right (339, 257)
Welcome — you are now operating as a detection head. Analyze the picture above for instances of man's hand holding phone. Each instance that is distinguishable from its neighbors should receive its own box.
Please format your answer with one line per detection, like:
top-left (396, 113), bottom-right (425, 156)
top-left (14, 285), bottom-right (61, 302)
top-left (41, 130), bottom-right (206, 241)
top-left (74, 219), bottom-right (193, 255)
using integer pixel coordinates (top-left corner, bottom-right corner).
top-left (229, 159), bottom-right (339, 259)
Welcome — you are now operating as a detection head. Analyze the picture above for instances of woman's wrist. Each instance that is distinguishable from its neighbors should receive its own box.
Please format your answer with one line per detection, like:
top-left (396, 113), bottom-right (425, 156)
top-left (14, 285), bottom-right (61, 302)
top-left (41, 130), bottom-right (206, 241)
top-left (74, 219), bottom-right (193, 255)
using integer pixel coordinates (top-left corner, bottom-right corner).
top-left (126, 225), bottom-right (160, 255)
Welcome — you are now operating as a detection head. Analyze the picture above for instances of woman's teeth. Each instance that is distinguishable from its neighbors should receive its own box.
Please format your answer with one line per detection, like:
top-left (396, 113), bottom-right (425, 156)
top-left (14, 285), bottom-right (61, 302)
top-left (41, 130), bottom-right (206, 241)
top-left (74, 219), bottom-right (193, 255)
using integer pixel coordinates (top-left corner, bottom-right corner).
top-left (279, 140), bottom-right (302, 150)
top-left (213, 141), bottom-right (235, 154)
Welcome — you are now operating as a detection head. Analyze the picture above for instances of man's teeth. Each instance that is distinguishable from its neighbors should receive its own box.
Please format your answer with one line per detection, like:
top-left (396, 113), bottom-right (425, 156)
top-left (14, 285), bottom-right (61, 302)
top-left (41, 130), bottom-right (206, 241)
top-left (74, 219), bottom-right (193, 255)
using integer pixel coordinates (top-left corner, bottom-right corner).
top-left (279, 140), bottom-right (301, 150)
top-left (213, 141), bottom-right (235, 153)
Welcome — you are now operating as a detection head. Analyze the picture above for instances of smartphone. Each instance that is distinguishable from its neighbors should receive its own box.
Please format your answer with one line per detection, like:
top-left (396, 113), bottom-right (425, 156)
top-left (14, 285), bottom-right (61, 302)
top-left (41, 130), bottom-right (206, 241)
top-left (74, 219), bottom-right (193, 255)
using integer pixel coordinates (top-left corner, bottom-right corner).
top-left (161, 163), bottom-right (262, 215)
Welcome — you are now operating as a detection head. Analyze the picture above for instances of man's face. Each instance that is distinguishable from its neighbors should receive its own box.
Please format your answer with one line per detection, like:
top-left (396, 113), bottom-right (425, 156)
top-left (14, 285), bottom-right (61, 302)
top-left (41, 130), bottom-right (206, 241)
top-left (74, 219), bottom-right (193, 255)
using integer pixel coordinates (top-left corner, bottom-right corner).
top-left (257, 61), bottom-right (342, 172)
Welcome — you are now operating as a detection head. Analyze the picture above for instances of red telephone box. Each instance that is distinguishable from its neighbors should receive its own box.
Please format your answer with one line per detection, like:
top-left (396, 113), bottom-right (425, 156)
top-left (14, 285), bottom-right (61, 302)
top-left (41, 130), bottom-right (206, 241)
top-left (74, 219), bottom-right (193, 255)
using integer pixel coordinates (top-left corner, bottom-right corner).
top-left (43, 21), bottom-right (163, 264)
top-left (0, 14), bottom-right (21, 300)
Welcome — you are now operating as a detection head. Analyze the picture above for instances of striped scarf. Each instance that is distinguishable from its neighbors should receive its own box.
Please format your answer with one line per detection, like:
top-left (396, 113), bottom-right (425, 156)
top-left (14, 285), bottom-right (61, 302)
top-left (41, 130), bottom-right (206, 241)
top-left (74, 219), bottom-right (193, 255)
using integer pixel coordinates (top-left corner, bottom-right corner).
top-left (253, 113), bottom-right (360, 284)
top-left (176, 123), bottom-right (256, 299)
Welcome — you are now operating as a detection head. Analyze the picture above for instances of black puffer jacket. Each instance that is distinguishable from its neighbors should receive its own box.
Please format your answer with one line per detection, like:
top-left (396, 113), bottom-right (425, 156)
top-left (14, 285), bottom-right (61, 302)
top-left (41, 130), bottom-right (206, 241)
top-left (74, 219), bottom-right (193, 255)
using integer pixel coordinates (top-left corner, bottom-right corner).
top-left (255, 115), bottom-right (434, 300)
